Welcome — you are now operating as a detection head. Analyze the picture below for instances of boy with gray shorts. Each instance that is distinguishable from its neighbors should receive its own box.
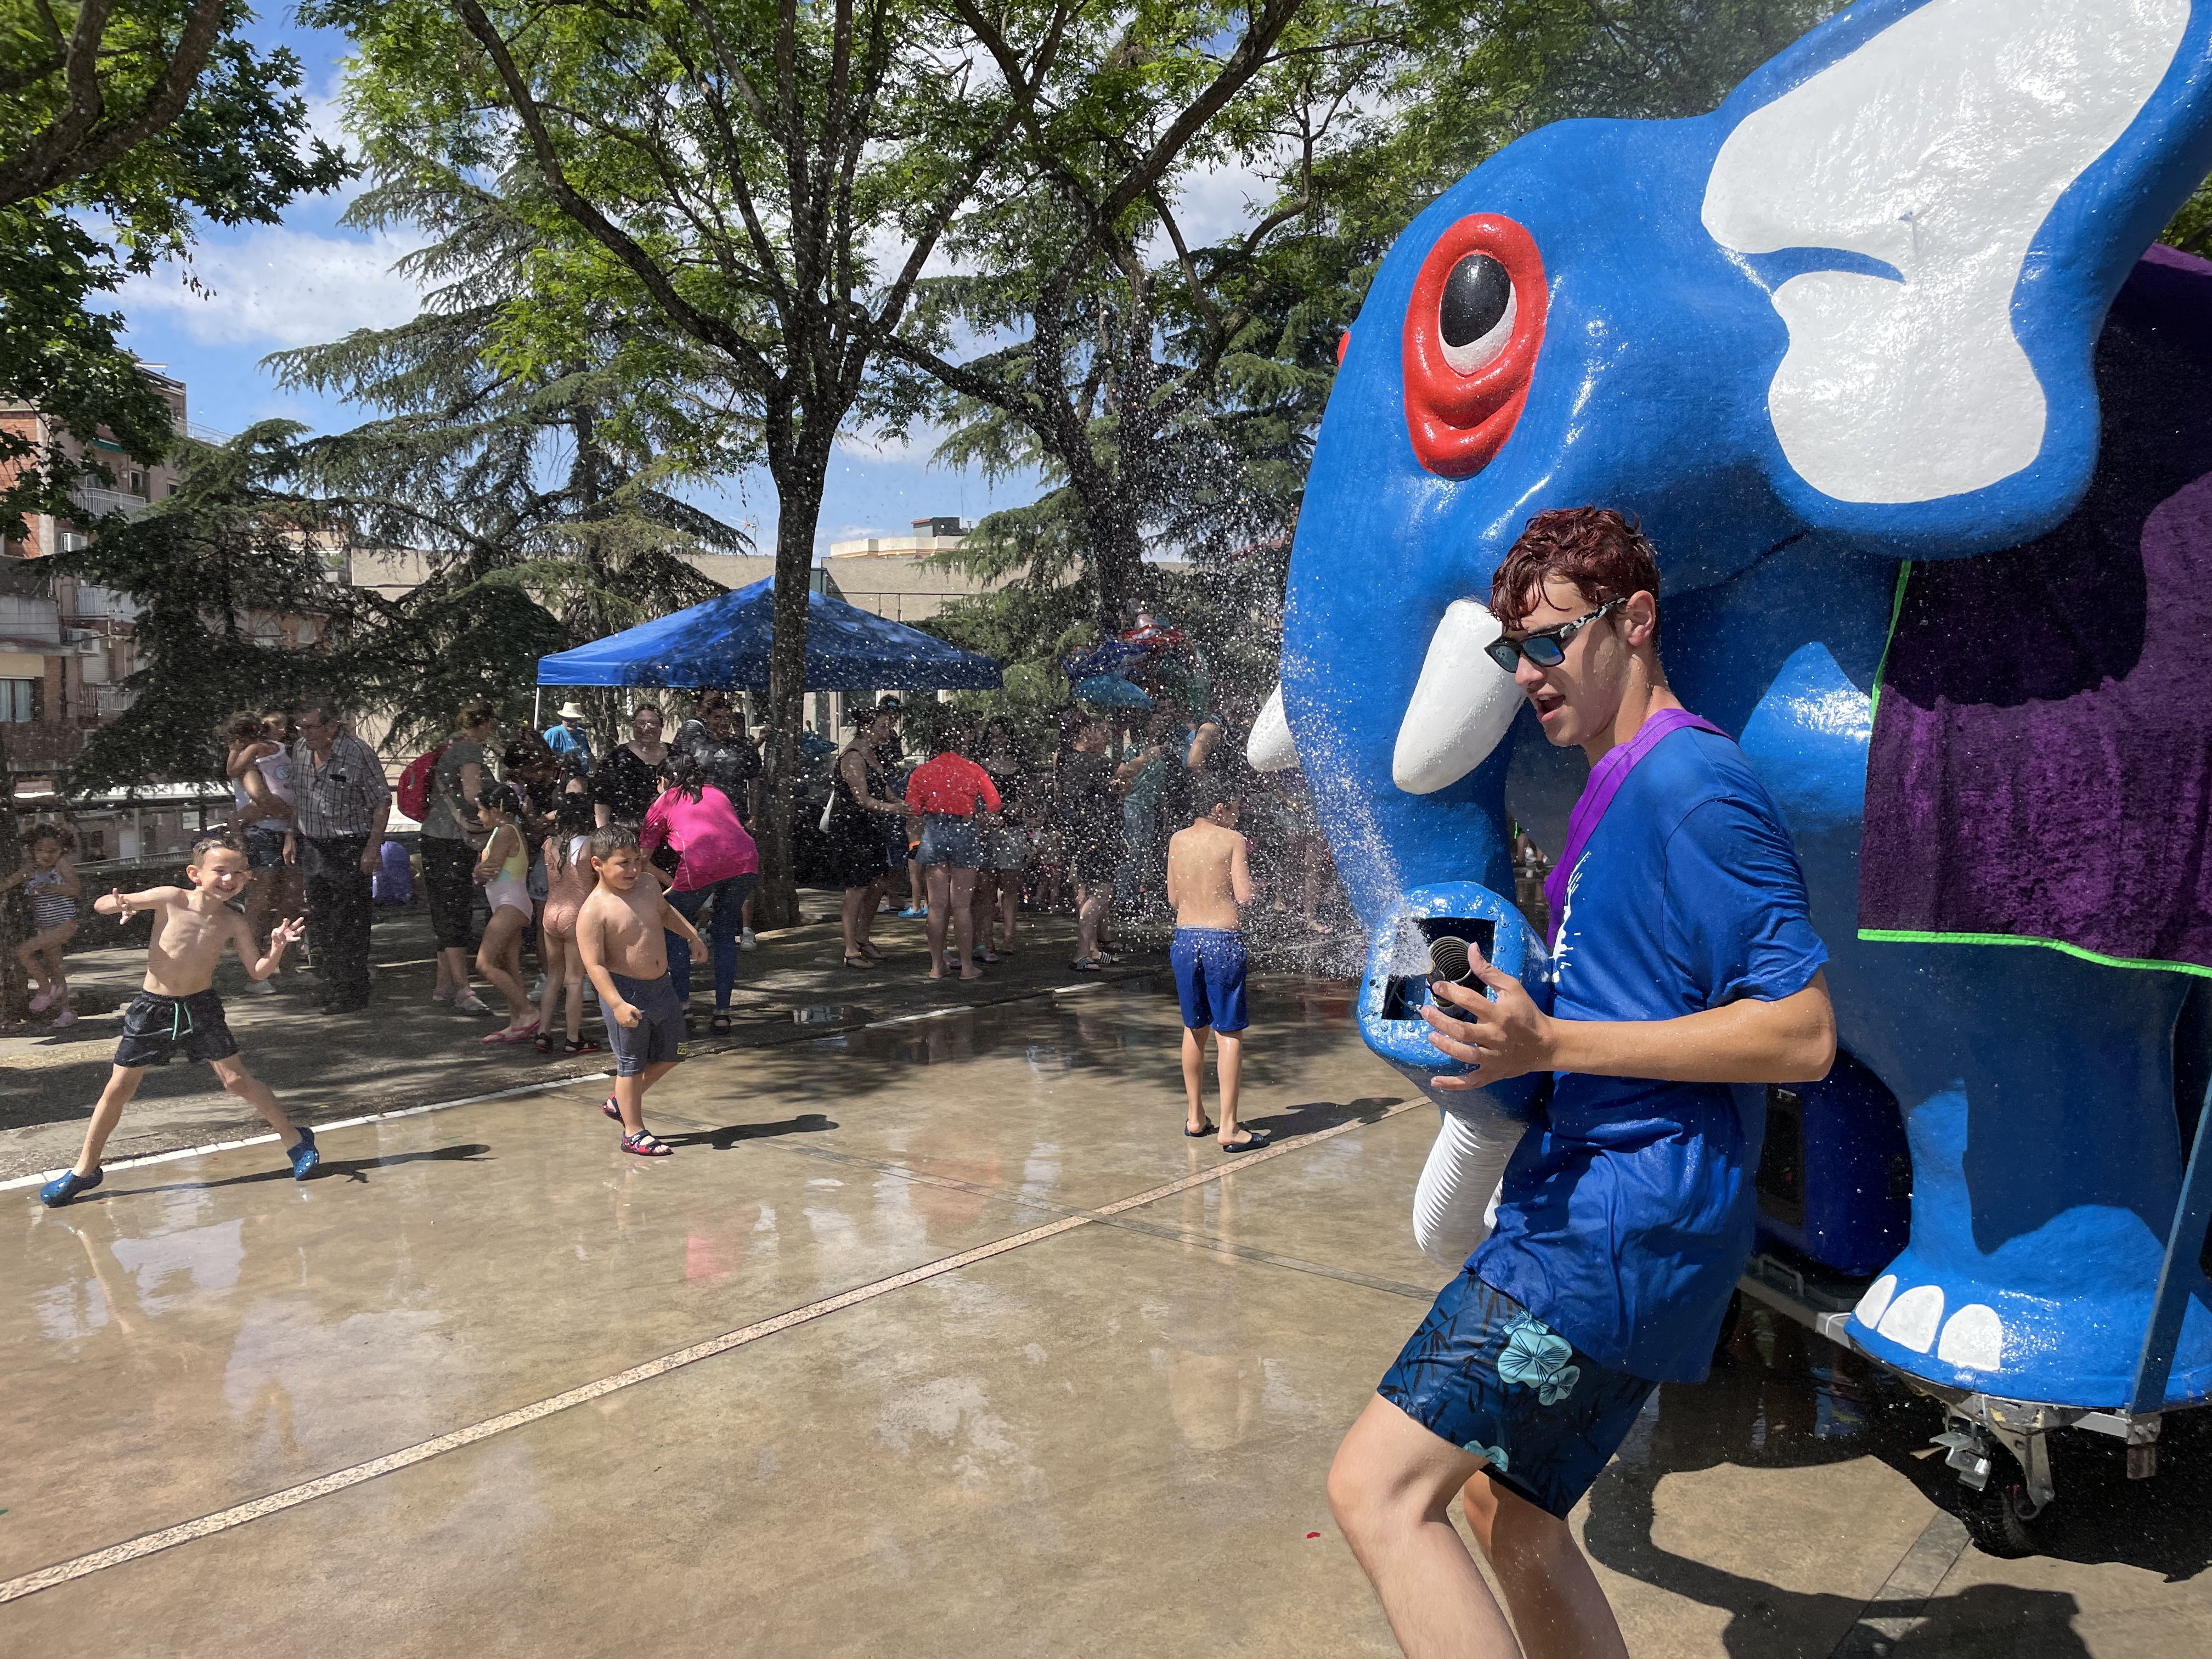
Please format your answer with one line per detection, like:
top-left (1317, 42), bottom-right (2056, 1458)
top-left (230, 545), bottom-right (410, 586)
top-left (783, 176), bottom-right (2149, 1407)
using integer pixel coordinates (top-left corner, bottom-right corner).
top-left (575, 825), bottom-right (707, 1157)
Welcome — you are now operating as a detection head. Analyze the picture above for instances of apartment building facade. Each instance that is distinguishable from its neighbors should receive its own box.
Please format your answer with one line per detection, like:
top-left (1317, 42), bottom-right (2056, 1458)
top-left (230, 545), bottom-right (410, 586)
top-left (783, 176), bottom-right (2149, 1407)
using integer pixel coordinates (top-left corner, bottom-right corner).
top-left (0, 366), bottom-right (188, 786)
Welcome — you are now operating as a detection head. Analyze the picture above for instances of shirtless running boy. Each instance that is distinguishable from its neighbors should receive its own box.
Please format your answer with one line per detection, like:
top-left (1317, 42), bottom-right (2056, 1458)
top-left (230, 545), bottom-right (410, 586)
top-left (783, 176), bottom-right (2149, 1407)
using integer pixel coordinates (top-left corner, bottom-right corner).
top-left (1165, 776), bottom-right (1266, 1152)
top-left (40, 835), bottom-right (320, 1207)
top-left (575, 825), bottom-right (707, 1158)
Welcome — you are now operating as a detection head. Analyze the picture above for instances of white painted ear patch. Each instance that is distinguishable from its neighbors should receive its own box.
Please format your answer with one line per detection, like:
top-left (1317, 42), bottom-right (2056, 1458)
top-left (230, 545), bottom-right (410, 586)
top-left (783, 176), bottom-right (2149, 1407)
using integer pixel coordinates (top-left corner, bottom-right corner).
top-left (1702, 0), bottom-right (2189, 505)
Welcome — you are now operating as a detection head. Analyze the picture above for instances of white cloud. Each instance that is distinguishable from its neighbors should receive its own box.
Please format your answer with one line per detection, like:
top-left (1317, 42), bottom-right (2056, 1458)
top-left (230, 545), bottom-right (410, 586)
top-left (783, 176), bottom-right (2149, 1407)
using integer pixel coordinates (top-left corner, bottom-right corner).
top-left (118, 225), bottom-right (426, 349)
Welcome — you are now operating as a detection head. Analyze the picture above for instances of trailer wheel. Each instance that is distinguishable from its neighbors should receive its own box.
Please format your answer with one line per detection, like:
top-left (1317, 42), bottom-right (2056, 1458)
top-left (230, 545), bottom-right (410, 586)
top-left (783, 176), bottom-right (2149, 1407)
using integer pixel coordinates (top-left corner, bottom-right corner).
top-left (1960, 1444), bottom-right (2059, 1559)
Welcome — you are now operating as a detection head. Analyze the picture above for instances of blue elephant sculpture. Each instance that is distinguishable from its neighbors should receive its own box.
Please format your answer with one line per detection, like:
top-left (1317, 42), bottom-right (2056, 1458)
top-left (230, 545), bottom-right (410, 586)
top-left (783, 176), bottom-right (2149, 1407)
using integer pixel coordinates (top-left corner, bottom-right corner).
top-left (1260, 0), bottom-right (2212, 1423)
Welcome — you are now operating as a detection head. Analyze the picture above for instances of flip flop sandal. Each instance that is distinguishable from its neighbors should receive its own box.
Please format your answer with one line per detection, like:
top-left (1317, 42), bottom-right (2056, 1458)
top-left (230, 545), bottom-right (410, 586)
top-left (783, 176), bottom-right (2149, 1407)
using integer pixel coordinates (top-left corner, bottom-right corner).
top-left (564, 1037), bottom-right (603, 1055)
top-left (709, 1012), bottom-right (732, 1035)
top-left (621, 1130), bottom-right (673, 1157)
top-left (1184, 1120), bottom-right (1216, 1138)
top-left (1070, 957), bottom-right (1106, 972)
top-left (601, 1095), bottom-right (623, 1122)
top-left (1218, 1128), bottom-right (1273, 1153)
top-left (859, 941), bottom-right (884, 960)
top-left (843, 954), bottom-right (876, 969)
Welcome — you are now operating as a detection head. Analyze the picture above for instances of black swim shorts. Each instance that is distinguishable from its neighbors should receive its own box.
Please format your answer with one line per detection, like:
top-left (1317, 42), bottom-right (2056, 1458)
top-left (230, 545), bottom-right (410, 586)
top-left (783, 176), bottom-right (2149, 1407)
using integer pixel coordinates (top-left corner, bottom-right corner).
top-left (114, 989), bottom-right (240, 1070)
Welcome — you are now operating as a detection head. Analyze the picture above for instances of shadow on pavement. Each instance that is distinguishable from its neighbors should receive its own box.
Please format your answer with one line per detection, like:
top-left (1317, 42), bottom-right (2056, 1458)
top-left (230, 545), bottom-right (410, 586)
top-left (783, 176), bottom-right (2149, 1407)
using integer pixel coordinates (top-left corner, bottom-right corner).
top-left (84, 1141), bottom-right (496, 1199)
top-left (665, 1113), bottom-right (839, 1150)
top-left (1578, 1303), bottom-right (2212, 1654)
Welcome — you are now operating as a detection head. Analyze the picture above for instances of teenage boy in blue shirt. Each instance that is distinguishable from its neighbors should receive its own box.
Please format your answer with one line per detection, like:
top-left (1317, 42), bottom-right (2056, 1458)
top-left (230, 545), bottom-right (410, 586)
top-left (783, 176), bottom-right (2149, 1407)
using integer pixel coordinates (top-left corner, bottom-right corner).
top-left (1329, 507), bottom-right (1835, 1659)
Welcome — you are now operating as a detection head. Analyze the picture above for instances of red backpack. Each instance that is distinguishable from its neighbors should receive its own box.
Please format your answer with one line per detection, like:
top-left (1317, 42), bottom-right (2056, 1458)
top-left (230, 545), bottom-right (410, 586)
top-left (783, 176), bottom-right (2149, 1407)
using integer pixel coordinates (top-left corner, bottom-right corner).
top-left (396, 742), bottom-right (450, 822)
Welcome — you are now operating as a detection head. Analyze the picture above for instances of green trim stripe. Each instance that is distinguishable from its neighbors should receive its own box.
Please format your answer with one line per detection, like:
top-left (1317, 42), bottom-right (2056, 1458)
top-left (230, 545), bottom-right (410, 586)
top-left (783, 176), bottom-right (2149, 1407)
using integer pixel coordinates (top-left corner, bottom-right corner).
top-left (1858, 928), bottom-right (2212, 979)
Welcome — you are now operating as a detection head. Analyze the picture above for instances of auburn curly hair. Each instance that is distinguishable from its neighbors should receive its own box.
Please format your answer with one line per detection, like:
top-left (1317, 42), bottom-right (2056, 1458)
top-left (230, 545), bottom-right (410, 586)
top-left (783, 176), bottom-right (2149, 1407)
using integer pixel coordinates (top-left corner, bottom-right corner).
top-left (1487, 507), bottom-right (1661, 631)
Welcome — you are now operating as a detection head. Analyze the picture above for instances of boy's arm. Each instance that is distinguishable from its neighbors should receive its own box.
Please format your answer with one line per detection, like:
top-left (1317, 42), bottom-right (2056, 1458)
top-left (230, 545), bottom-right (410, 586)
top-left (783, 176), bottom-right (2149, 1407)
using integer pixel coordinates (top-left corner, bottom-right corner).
top-left (1229, 834), bottom-right (1254, 907)
top-left (242, 912), bottom-right (304, 980)
top-left (575, 906), bottom-right (640, 1028)
top-left (95, 885), bottom-right (183, 917)
top-left (1424, 966), bottom-right (1836, 1090)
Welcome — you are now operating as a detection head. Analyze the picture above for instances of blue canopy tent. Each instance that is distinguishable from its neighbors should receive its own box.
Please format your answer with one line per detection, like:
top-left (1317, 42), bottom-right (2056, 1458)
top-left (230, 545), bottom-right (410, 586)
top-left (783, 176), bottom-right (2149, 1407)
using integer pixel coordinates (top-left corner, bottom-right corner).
top-left (534, 577), bottom-right (1003, 692)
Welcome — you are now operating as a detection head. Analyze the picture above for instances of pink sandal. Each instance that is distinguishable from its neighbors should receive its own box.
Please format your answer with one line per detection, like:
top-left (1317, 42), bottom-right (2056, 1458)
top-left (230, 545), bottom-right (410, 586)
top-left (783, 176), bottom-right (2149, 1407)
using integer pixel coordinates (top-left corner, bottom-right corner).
top-left (621, 1130), bottom-right (672, 1157)
top-left (480, 1020), bottom-right (540, 1045)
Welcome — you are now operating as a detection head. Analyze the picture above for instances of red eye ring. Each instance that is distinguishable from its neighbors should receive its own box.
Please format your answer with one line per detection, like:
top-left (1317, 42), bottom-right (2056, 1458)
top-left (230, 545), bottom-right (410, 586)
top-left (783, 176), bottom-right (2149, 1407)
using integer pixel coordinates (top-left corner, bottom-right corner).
top-left (1403, 214), bottom-right (1547, 478)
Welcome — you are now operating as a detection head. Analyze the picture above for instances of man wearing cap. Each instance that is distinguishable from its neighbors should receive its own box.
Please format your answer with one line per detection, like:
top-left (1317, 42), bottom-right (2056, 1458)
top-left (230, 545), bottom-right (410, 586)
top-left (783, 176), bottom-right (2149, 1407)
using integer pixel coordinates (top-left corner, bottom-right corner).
top-left (544, 702), bottom-right (595, 777)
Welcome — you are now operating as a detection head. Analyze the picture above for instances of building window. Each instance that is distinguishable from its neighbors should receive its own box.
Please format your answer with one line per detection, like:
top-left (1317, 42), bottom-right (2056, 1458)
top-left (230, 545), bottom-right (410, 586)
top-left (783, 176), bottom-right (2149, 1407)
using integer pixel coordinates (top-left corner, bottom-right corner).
top-left (128, 470), bottom-right (145, 496)
top-left (1, 679), bottom-right (38, 722)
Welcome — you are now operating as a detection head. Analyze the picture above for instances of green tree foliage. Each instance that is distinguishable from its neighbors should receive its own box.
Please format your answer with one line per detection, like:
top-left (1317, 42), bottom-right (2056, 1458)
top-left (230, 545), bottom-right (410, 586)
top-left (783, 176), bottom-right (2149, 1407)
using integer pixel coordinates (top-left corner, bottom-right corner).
top-left (50, 423), bottom-right (360, 794)
top-left (268, 170), bottom-right (753, 752)
top-left (907, 0), bottom-right (1848, 732)
top-left (0, 0), bottom-right (348, 538)
top-left (880, 0), bottom-right (1345, 635)
top-left (306, 0), bottom-right (1075, 922)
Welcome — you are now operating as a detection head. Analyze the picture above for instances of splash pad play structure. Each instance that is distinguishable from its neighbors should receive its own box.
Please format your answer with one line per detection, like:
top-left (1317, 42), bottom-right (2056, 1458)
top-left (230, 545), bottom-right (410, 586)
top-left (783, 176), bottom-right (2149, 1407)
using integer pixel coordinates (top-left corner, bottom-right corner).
top-left (1255, 0), bottom-right (2212, 1554)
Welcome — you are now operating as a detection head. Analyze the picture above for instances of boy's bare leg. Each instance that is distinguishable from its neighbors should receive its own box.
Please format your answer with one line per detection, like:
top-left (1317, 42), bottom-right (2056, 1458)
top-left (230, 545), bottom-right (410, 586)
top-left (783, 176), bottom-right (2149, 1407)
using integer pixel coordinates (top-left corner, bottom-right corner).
top-left (71, 1066), bottom-right (148, 1173)
top-left (210, 1057), bottom-right (306, 1149)
top-left (612, 1059), bottom-right (680, 1133)
top-left (1329, 1395), bottom-right (1525, 1659)
top-left (1216, 1032), bottom-right (1244, 1144)
top-left (1457, 1473), bottom-right (1628, 1659)
top-left (923, 866), bottom-right (951, 976)
top-left (1182, 1025), bottom-right (1211, 1133)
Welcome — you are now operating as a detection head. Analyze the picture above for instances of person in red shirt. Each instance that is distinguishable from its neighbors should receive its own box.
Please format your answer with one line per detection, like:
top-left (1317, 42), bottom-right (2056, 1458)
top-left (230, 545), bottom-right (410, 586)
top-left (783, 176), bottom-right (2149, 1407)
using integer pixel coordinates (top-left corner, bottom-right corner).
top-left (905, 724), bottom-right (1002, 980)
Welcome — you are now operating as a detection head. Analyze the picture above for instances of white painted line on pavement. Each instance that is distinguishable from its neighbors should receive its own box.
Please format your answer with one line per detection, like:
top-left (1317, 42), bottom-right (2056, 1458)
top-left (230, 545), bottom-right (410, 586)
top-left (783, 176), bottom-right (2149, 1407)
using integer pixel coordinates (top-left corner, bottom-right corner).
top-left (2, 1075), bottom-right (612, 1193)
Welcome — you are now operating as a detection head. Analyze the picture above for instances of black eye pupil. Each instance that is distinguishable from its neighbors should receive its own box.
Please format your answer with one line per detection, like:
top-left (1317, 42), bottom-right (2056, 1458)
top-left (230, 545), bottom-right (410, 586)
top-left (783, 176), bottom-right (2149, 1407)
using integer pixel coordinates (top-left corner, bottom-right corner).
top-left (1440, 253), bottom-right (1510, 348)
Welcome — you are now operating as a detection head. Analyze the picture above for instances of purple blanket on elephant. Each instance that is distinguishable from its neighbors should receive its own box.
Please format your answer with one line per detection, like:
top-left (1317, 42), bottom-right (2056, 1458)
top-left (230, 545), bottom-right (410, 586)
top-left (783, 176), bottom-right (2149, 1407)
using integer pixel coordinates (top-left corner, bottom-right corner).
top-left (1860, 247), bottom-right (2212, 974)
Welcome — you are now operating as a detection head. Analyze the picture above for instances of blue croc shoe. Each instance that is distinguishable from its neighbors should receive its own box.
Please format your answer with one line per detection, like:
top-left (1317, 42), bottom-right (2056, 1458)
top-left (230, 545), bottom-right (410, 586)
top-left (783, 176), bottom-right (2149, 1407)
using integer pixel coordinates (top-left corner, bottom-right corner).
top-left (289, 1126), bottom-right (320, 1181)
top-left (39, 1167), bottom-right (102, 1207)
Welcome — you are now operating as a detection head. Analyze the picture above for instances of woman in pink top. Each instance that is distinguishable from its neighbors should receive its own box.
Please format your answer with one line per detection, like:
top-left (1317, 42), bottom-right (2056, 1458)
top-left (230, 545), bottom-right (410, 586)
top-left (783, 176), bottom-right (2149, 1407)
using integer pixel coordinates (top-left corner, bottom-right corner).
top-left (642, 753), bottom-right (760, 1033)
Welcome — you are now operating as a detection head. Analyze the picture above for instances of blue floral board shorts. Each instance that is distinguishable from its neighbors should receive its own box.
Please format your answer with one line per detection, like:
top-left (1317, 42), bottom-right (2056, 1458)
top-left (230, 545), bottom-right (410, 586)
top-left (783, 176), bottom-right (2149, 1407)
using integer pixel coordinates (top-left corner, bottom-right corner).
top-left (1377, 1271), bottom-right (1657, 1520)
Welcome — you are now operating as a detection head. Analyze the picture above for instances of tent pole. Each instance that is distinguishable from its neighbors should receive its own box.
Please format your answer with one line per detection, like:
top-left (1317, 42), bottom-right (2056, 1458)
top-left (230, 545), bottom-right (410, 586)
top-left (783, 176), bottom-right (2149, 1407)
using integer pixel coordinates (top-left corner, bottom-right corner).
top-left (533, 686), bottom-right (542, 731)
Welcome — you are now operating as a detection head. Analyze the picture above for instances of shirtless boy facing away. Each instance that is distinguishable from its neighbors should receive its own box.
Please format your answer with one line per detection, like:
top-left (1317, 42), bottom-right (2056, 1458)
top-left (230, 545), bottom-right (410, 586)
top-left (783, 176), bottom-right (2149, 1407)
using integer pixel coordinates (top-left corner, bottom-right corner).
top-left (575, 825), bottom-right (706, 1158)
top-left (1165, 778), bottom-right (1267, 1152)
top-left (40, 836), bottom-right (320, 1207)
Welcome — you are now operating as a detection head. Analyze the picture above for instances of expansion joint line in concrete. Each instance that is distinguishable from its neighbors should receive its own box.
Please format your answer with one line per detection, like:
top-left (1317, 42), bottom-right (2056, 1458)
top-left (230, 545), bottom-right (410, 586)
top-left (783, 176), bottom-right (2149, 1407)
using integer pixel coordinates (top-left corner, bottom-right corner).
top-left (0, 1097), bottom-right (1423, 1607)
top-left (1826, 1510), bottom-right (1971, 1657)
top-left (765, 1131), bottom-right (1437, 1303)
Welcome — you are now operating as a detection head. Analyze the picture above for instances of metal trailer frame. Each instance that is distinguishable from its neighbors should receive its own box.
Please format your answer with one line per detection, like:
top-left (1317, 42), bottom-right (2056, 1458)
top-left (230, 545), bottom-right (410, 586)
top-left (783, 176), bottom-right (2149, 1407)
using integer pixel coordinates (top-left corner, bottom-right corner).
top-left (1738, 1079), bottom-right (2212, 1543)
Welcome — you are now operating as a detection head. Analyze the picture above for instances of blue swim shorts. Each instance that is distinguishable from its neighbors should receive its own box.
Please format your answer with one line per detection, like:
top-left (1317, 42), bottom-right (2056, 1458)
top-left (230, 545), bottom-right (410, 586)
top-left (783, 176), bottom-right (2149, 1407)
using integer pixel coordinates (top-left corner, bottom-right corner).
top-left (605, 971), bottom-right (687, 1077)
top-left (916, 813), bottom-right (981, 869)
top-left (1170, 927), bottom-right (1248, 1033)
top-left (1378, 1271), bottom-right (1657, 1520)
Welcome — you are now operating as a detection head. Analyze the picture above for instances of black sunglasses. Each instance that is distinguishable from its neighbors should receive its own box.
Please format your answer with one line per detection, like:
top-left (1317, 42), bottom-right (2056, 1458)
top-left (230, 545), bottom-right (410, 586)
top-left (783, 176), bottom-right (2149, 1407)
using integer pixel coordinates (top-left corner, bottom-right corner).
top-left (1484, 597), bottom-right (1627, 672)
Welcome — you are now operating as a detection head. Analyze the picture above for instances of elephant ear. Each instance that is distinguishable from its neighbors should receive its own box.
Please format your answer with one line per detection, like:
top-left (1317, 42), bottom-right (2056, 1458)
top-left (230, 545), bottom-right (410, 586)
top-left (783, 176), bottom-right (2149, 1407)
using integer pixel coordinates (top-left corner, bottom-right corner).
top-left (1701, 0), bottom-right (2212, 557)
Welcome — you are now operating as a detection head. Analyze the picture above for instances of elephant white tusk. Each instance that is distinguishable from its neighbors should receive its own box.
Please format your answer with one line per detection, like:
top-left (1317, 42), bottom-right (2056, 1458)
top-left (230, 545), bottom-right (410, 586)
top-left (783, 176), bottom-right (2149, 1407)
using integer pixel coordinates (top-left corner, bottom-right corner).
top-left (1391, 600), bottom-right (1526, 793)
top-left (1246, 684), bottom-right (1299, 772)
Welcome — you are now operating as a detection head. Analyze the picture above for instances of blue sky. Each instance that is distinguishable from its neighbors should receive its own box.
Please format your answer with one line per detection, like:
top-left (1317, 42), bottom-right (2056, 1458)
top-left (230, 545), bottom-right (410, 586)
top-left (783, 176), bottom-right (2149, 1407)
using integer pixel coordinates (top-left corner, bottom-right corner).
top-left (110, 10), bottom-right (1049, 555)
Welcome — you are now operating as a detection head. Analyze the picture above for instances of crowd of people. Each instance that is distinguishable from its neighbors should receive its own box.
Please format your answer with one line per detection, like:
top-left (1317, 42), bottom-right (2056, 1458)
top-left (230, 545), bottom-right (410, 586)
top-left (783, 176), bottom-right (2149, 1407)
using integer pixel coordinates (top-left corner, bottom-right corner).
top-left (12, 682), bottom-right (1344, 1039)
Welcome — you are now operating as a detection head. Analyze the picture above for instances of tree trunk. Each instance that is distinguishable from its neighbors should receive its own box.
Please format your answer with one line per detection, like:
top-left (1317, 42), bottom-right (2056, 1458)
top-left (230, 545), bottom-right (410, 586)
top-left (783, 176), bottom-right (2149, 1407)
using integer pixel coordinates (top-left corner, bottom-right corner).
top-left (752, 439), bottom-right (832, 929)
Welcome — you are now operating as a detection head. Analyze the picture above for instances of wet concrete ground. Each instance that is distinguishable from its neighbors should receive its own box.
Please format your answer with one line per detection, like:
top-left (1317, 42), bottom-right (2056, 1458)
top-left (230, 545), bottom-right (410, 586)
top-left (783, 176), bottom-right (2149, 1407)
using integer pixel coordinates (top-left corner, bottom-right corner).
top-left (3, 974), bottom-right (2209, 1656)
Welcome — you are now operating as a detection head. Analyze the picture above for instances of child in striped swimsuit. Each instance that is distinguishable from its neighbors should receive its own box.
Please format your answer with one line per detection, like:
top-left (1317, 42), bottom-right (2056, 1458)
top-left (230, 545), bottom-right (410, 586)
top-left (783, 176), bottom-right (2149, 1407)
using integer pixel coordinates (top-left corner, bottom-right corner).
top-left (5, 825), bottom-right (82, 1024)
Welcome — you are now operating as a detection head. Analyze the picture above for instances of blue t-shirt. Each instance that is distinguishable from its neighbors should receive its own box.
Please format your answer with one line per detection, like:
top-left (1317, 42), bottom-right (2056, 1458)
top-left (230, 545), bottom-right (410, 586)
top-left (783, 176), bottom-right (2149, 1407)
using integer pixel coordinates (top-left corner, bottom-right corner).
top-left (544, 724), bottom-right (594, 770)
top-left (1469, 726), bottom-right (1827, 1383)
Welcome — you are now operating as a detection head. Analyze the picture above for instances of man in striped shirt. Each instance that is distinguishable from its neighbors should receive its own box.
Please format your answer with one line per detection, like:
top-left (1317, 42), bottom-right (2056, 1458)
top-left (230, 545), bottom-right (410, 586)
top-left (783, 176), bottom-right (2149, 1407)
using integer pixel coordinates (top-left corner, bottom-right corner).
top-left (283, 701), bottom-right (392, 1014)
